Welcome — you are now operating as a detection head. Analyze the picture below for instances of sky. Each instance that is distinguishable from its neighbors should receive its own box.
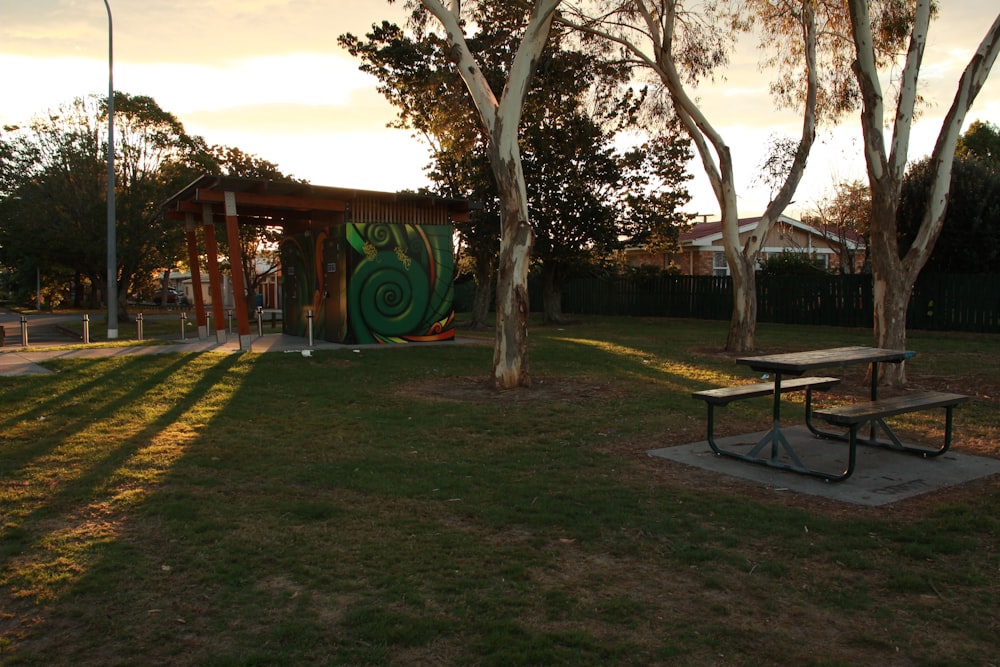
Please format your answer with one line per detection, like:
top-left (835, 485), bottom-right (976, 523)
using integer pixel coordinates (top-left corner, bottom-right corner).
top-left (2, 1), bottom-right (998, 220)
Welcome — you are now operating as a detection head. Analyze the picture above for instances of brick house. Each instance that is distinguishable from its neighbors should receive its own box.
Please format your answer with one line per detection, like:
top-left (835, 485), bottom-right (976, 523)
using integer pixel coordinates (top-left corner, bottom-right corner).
top-left (625, 215), bottom-right (865, 275)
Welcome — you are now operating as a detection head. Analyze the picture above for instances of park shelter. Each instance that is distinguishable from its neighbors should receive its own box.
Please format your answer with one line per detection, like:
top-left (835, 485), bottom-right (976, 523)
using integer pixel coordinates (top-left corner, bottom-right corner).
top-left (163, 175), bottom-right (470, 348)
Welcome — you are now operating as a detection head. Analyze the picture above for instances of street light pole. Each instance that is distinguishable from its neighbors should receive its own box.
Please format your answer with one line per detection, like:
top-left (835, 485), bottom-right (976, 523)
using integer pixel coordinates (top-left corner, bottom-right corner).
top-left (104, 0), bottom-right (118, 339)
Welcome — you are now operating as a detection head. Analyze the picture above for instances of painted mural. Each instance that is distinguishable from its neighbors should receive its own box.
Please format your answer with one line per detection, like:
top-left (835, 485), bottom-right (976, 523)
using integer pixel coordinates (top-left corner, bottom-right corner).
top-left (279, 222), bottom-right (455, 344)
top-left (346, 222), bottom-right (455, 344)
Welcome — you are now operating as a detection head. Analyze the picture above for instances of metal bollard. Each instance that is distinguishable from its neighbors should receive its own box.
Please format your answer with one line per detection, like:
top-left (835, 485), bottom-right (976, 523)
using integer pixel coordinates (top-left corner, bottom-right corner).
top-left (227, 309), bottom-right (233, 335)
top-left (256, 306), bottom-right (263, 337)
top-left (180, 311), bottom-right (187, 340)
top-left (307, 309), bottom-right (314, 347)
top-left (82, 313), bottom-right (90, 344)
top-left (136, 313), bottom-right (144, 341)
top-left (20, 315), bottom-right (29, 347)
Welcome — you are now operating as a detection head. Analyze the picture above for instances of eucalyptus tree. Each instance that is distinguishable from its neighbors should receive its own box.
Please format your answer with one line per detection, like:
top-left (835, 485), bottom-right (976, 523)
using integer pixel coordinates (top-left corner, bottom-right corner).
top-left (557, 0), bottom-right (837, 352)
top-left (413, 0), bottom-right (562, 389)
top-left (847, 0), bottom-right (1000, 383)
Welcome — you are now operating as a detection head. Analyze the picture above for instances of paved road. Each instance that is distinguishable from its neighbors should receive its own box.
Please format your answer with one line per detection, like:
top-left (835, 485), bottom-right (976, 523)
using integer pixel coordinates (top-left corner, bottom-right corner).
top-left (0, 309), bottom-right (84, 347)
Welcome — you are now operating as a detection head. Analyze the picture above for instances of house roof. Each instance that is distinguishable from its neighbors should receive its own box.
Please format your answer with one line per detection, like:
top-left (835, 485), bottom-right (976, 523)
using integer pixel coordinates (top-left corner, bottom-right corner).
top-left (680, 215), bottom-right (863, 249)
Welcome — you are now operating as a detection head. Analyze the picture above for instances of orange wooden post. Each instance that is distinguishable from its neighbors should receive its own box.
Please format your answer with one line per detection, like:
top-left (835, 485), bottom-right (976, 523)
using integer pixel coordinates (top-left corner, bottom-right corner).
top-left (202, 205), bottom-right (228, 343)
top-left (184, 214), bottom-right (208, 338)
top-left (224, 191), bottom-right (252, 350)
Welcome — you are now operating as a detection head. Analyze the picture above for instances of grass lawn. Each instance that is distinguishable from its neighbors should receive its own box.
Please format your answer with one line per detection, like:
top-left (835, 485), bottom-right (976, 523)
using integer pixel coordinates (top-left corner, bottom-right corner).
top-left (1, 316), bottom-right (998, 665)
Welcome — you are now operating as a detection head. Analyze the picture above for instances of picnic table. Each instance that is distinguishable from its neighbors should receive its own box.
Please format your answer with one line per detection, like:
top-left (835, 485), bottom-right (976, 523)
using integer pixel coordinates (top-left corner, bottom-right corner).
top-left (692, 346), bottom-right (968, 482)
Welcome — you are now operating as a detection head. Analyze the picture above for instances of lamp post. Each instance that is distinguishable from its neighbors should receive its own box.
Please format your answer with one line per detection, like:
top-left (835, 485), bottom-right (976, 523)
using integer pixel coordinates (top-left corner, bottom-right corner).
top-left (104, 0), bottom-right (118, 339)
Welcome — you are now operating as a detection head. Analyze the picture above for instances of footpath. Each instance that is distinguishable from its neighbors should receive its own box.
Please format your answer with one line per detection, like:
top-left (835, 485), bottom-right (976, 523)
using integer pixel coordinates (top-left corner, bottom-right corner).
top-left (0, 308), bottom-right (486, 377)
top-left (1, 308), bottom-right (375, 377)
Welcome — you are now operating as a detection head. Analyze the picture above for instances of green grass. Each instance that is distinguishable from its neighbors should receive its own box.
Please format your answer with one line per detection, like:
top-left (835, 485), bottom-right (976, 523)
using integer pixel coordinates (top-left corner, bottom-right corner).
top-left (1, 316), bottom-right (998, 665)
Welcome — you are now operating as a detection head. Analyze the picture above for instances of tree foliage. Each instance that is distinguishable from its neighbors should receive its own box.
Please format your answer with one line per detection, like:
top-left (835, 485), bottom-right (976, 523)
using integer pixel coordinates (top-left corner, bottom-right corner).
top-left (558, 0), bottom-right (830, 352)
top-left (0, 93), bottom-right (209, 312)
top-left (847, 0), bottom-right (1000, 384)
top-left (898, 124), bottom-right (1000, 274)
top-left (0, 93), bottom-right (296, 315)
top-left (956, 119), bottom-right (1000, 166)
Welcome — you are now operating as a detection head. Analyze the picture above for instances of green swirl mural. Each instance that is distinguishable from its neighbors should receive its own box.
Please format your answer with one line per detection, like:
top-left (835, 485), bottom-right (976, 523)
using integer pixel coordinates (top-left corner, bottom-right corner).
top-left (346, 222), bottom-right (455, 344)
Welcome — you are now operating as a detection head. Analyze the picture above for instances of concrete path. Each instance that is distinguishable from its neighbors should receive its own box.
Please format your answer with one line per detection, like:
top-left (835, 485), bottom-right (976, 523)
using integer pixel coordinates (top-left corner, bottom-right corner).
top-left (0, 307), bottom-right (490, 376)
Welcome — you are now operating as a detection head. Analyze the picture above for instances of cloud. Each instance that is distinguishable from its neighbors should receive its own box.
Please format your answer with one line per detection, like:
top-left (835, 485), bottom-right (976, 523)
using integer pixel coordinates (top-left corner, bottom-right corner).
top-left (117, 52), bottom-right (378, 113)
top-left (180, 90), bottom-right (399, 136)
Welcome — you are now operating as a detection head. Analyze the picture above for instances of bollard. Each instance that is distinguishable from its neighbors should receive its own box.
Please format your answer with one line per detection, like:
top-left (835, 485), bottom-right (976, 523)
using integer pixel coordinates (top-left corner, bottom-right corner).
top-left (136, 313), bottom-right (144, 341)
top-left (20, 315), bottom-right (28, 347)
top-left (227, 309), bottom-right (233, 335)
top-left (307, 309), bottom-right (314, 347)
top-left (180, 311), bottom-right (187, 341)
top-left (82, 313), bottom-right (90, 344)
top-left (256, 306), bottom-right (263, 337)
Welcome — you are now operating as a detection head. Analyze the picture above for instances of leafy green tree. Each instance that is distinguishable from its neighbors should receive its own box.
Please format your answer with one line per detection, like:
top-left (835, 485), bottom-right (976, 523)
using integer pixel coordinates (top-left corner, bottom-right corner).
top-left (848, 1), bottom-right (1000, 384)
top-left (898, 154), bottom-right (1000, 273)
top-left (0, 93), bottom-right (209, 317)
top-left (956, 120), bottom-right (1000, 166)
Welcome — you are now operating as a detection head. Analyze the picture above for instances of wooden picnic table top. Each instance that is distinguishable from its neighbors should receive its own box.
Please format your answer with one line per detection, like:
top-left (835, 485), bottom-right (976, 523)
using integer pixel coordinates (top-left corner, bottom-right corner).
top-left (736, 346), bottom-right (913, 374)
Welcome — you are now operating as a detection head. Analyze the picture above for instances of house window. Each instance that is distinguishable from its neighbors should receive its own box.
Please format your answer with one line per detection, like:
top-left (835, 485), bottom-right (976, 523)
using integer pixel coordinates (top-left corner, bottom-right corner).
top-left (712, 252), bottom-right (729, 276)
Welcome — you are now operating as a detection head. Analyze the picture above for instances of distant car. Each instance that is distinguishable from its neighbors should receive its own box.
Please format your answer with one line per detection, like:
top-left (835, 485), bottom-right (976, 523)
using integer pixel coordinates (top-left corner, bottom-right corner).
top-left (153, 288), bottom-right (188, 305)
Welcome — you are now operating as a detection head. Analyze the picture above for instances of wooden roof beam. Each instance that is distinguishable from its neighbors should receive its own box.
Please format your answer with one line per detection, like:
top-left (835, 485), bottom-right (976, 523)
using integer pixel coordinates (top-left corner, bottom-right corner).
top-left (193, 188), bottom-right (347, 212)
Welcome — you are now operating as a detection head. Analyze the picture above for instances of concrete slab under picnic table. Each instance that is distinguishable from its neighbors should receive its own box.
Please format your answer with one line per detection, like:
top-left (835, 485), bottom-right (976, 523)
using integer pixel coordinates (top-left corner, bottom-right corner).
top-left (649, 425), bottom-right (1000, 506)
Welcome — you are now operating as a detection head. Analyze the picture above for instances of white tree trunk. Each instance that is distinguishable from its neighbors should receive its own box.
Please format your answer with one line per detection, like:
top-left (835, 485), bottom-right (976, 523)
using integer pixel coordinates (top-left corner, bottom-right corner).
top-left (560, 0), bottom-right (819, 353)
top-left (422, 0), bottom-right (560, 388)
top-left (849, 0), bottom-right (1000, 385)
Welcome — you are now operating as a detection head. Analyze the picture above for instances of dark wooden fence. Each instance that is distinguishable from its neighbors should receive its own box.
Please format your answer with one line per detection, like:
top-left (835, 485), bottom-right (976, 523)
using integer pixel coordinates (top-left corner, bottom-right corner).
top-left (543, 273), bottom-right (999, 333)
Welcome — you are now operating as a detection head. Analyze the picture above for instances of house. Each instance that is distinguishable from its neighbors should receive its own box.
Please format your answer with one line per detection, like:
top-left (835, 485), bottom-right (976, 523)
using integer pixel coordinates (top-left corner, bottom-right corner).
top-left (625, 215), bottom-right (865, 275)
top-left (163, 175), bottom-right (470, 347)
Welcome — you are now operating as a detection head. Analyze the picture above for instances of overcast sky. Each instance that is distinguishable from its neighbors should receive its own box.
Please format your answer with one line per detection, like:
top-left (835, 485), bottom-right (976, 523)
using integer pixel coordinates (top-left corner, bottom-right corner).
top-left (2, 1), bottom-right (998, 218)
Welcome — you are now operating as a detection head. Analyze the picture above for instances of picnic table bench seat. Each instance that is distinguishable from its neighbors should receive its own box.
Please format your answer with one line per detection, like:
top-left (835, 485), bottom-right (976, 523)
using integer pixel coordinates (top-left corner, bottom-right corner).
top-left (813, 390), bottom-right (969, 458)
top-left (692, 377), bottom-right (842, 458)
top-left (692, 376), bottom-right (841, 406)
